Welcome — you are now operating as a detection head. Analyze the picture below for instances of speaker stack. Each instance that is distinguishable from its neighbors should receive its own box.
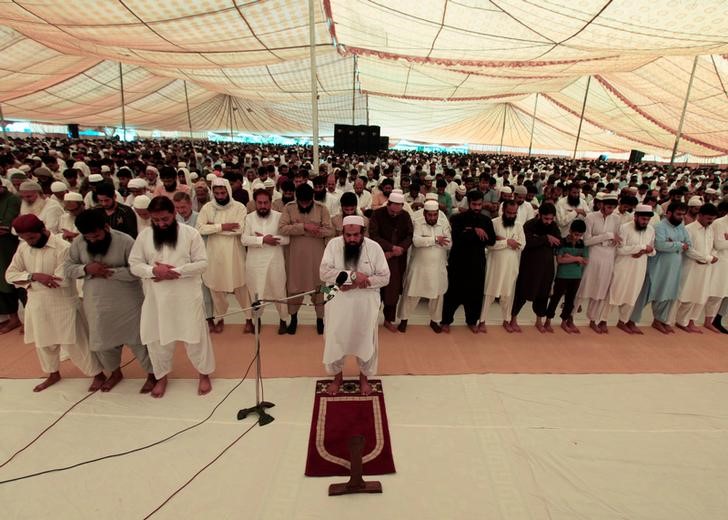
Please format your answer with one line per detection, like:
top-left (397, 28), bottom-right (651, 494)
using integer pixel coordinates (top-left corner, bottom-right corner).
top-left (628, 149), bottom-right (645, 163)
top-left (334, 124), bottom-right (386, 154)
top-left (67, 124), bottom-right (80, 138)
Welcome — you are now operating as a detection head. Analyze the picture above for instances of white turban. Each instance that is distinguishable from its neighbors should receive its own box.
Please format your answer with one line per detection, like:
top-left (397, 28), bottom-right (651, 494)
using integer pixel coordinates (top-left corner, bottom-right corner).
top-left (388, 192), bottom-right (405, 204)
top-left (342, 215), bottom-right (365, 227)
top-left (133, 195), bottom-right (151, 209)
top-left (423, 200), bottom-right (439, 211)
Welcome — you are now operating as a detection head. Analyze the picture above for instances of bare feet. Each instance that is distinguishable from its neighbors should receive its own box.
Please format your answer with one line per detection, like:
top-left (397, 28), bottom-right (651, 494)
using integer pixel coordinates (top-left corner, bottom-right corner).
top-left (651, 320), bottom-right (669, 334)
top-left (359, 373), bottom-right (373, 396)
top-left (243, 319), bottom-right (255, 334)
top-left (88, 372), bottom-right (107, 391)
top-left (140, 374), bottom-right (157, 394)
top-left (664, 324), bottom-right (675, 334)
top-left (0, 316), bottom-right (21, 335)
top-left (151, 376), bottom-right (168, 398)
top-left (535, 321), bottom-right (546, 333)
top-left (477, 322), bottom-right (487, 333)
top-left (598, 321), bottom-right (608, 334)
top-left (543, 319), bottom-right (554, 333)
top-left (589, 321), bottom-right (602, 334)
top-left (101, 369), bottom-right (123, 392)
top-left (617, 321), bottom-right (633, 334)
top-left (502, 320), bottom-right (514, 333)
top-left (214, 319), bottom-right (224, 334)
top-left (34, 372), bottom-right (61, 392)
top-left (677, 320), bottom-right (703, 334)
top-left (383, 321), bottom-right (398, 333)
top-left (440, 323), bottom-right (450, 333)
top-left (626, 321), bottom-right (643, 334)
top-left (207, 319), bottom-right (216, 333)
top-left (568, 320), bottom-right (581, 334)
top-left (326, 373), bottom-right (343, 395)
top-left (509, 319), bottom-right (522, 333)
top-left (704, 319), bottom-right (721, 334)
top-left (560, 321), bottom-right (572, 334)
top-left (198, 374), bottom-right (212, 395)
top-left (467, 324), bottom-right (479, 334)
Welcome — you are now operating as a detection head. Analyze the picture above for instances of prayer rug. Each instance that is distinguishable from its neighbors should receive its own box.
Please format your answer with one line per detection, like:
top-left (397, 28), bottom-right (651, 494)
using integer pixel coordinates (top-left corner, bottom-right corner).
top-left (304, 379), bottom-right (396, 477)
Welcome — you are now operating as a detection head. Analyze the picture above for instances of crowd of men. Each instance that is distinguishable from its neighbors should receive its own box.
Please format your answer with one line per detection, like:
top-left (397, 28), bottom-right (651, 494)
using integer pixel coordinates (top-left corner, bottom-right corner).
top-left (0, 137), bottom-right (726, 396)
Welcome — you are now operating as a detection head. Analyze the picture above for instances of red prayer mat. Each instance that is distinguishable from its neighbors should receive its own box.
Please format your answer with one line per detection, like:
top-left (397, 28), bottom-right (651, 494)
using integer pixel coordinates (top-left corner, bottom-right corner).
top-left (304, 379), bottom-right (396, 477)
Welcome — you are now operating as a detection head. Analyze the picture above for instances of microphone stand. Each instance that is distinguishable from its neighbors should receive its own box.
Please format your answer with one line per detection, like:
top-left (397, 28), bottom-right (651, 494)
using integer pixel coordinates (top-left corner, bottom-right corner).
top-left (235, 288), bottom-right (321, 426)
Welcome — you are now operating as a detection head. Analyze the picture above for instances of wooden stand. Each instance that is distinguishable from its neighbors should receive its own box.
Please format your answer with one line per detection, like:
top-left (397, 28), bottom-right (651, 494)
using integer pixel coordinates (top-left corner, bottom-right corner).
top-left (328, 435), bottom-right (383, 496)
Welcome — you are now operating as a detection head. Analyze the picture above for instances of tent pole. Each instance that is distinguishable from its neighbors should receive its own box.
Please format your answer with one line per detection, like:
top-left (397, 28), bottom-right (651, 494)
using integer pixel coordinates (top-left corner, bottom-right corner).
top-left (183, 80), bottom-right (194, 143)
top-left (119, 63), bottom-right (127, 141)
top-left (366, 93), bottom-right (369, 126)
top-left (499, 104), bottom-right (508, 153)
top-left (572, 76), bottom-right (591, 159)
top-left (352, 56), bottom-right (357, 125)
top-left (308, 0), bottom-right (319, 169)
top-left (0, 103), bottom-right (7, 141)
top-left (669, 55), bottom-right (699, 173)
top-left (528, 93), bottom-right (539, 156)
top-left (228, 96), bottom-right (234, 142)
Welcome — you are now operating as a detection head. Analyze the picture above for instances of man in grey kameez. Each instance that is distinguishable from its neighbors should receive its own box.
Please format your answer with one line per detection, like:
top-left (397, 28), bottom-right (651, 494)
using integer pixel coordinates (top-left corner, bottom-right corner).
top-left (65, 209), bottom-right (156, 392)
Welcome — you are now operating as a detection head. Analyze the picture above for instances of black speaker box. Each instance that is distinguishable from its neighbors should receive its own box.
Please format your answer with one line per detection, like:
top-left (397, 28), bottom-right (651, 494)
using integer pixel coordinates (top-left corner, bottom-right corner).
top-left (367, 125), bottom-right (381, 153)
top-left (356, 125), bottom-right (369, 154)
top-left (380, 136), bottom-right (389, 151)
top-left (628, 149), bottom-right (645, 163)
top-left (67, 124), bottom-right (80, 138)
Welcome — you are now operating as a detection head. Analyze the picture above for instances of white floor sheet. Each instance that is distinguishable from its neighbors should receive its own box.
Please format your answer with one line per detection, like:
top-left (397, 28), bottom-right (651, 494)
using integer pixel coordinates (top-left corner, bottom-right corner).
top-left (1, 374), bottom-right (727, 519)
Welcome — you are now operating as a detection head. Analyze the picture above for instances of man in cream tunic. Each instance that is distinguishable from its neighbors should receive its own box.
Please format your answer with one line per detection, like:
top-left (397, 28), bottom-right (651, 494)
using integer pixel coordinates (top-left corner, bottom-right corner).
top-left (18, 180), bottom-right (64, 234)
top-left (196, 177), bottom-right (253, 333)
top-left (398, 200), bottom-right (451, 333)
top-left (241, 188), bottom-right (290, 335)
top-left (320, 216), bottom-right (390, 396)
top-left (6, 214), bottom-right (102, 392)
top-left (705, 203), bottom-right (727, 333)
top-left (479, 200), bottom-right (525, 332)
top-left (605, 205), bottom-right (656, 334)
top-left (129, 196), bottom-right (214, 398)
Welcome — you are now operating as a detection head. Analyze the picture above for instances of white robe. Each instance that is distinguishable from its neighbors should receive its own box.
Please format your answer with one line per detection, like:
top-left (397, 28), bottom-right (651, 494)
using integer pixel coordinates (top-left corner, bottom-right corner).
top-left (241, 210), bottom-right (289, 301)
top-left (484, 218), bottom-right (525, 297)
top-left (196, 200), bottom-right (247, 292)
top-left (708, 215), bottom-right (728, 299)
top-left (577, 210), bottom-right (622, 301)
top-left (129, 224), bottom-right (209, 345)
top-left (20, 197), bottom-right (64, 234)
top-left (608, 222), bottom-right (656, 306)
top-left (498, 202), bottom-right (535, 226)
top-left (556, 196), bottom-right (589, 237)
top-left (678, 221), bottom-right (716, 304)
top-left (320, 237), bottom-right (390, 366)
top-left (403, 218), bottom-right (451, 299)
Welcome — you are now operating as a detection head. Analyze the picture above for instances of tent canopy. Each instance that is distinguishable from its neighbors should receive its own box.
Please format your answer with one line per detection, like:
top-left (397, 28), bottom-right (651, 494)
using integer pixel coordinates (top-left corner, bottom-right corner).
top-left (0, 0), bottom-right (727, 157)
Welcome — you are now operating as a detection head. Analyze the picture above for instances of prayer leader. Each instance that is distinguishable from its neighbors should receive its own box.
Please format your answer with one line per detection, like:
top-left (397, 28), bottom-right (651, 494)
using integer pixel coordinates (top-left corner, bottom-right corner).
top-left (319, 215), bottom-right (390, 396)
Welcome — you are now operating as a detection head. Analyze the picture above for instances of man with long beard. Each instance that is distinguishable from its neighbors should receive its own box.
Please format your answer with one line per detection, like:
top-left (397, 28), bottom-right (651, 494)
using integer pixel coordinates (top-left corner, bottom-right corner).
top-left (65, 209), bottom-right (156, 392)
top-left (319, 216), bottom-right (390, 395)
top-left (153, 166), bottom-right (191, 200)
top-left (197, 177), bottom-right (254, 333)
top-left (278, 183), bottom-right (334, 334)
top-left (58, 192), bottom-right (85, 242)
top-left (605, 205), bottom-right (655, 334)
top-left (129, 196), bottom-right (214, 398)
top-left (18, 180), bottom-right (63, 234)
top-left (272, 179), bottom-right (295, 212)
top-left (0, 180), bottom-right (22, 334)
top-left (556, 183), bottom-right (588, 237)
top-left (241, 189), bottom-right (290, 335)
top-left (479, 200), bottom-right (525, 332)
top-left (6, 214), bottom-right (103, 392)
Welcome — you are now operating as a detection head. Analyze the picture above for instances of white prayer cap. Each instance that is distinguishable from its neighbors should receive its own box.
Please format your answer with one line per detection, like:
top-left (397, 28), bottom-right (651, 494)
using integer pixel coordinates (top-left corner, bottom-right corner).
top-left (100, 165), bottom-right (111, 173)
top-left (211, 177), bottom-right (227, 187)
top-left (388, 192), bottom-right (405, 204)
top-left (19, 164), bottom-right (31, 173)
top-left (132, 195), bottom-right (151, 209)
top-left (63, 192), bottom-right (83, 202)
top-left (206, 173), bottom-right (217, 182)
top-left (425, 175), bottom-right (434, 181)
top-left (705, 188), bottom-right (717, 195)
top-left (342, 215), bottom-right (365, 228)
top-left (89, 173), bottom-right (104, 183)
top-left (687, 196), bottom-right (703, 207)
top-left (263, 179), bottom-right (275, 188)
top-left (128, 178), bottom-right (147, 189)
top-left (456, 185), bottom-right (467, 195)
top-left (145, 165), bottom-right (159, 174)
top-left (635, 204), bottom-right (653, 215)
top-left (595, 192), bottom-right (606, 200)
top-left (72, 161), bottom-right (86, 169)
top-left (19, 180), bottom-right (42, 191)
top-left (423, 200), bottom-right (439, 211)
top-left (424, 192), bottom-right (438, 201)
top-left (514, 185), bottom-right (527, 195)
top-left (50, 181), bottom-right (67, 193)
top-left (6, 167), bottom-right (24, 176)
top-left (500, 186), bottom-right (513, 194)
top-left (178, 161), bottom-right (187, 168)
top-left (189, 172), bottom-right (199, 181)
top-left (628, 186), bottom-right (638, 193)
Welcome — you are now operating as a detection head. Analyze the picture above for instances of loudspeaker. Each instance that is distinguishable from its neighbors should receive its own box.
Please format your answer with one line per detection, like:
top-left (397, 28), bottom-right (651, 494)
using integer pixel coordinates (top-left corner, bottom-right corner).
top-left (334, 124), bottom-right (351, 153)
top-left (356, 125), bottom-right (369, 154)
top-left (67, 124), bottom-right (80, 138)
top-left (380, 136), bottom-right (389, 150)
top-left (628, 149), bottom-right (645, 163)
top-left (367, 125), bottom-right (381, 153)
top-left (598, 154), bottom-right (608, 162)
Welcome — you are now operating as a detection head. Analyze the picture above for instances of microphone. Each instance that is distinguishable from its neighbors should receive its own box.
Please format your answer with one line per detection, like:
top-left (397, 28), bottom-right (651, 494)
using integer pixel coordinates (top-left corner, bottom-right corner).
top-left (319, 271), bottom-right (350, 302)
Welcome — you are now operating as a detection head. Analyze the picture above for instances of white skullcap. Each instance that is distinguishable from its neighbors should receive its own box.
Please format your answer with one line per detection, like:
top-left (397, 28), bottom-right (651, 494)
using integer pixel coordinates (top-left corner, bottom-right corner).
top-left (423, 200), bottom-right (439, 211)
top-left (146, 165), bottom-right (159, 174)
top-left (424, 192), bottom-right (438, 201)
top-left (51, 181), bottom-right (67, 193)
top-left (72, 161), bottom-right (86, 169)
top-left (189, 172), bottom-right (199, 181)
top-left (687, 196), bottom-right (703, 207)
top-left (206, 173), bottom-right (217, 182)
top-left (391, 188), bottom-right (403, 195)
top-left (100, 165), bottom-right (111, 173)
top-left (500, 186), bottom-right (513, 194)
top-left (342, 215), bottom-right (365, 227)
top-left (211, 177), bottom-right (226, 187)
top-left (133, 195), bottom-right (151, 209)
top-left (388, 192), bottom-right (405, 204)
top-left (635, 204), bottom-right (653, 214)
top-left (456, 185), bottom-right (467, 195)
top-left (19, 165), bottom-right (31, 173)
top-left (89, 174), bottom-right (103, 183)
top-left (595, 192), bottom-right (606, 200)
top-left (514, 185), bottom-right (527, 195)
top-left (19, 181), bottom-right (42, 191)
top-left (6, 168), bottom-right (23, 176)
top-left (628, 186), bottom-right (638, 193)
top-left (263, 179), bottom-right (275, 188)
top-left (425, 175), bottom-right (434, 181)
top-left (705, 188), bottom-right (717, 195)
top-left (128, 178), bottom-right (147, 189)
top-left (64, 192), bottom-right (83, 202)
top-left (178, 162), bottom-right (187, 168)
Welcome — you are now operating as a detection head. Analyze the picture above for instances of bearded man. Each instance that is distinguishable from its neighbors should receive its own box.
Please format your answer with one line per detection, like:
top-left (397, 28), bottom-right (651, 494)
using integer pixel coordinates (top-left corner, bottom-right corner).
top-left (0, 180), bottom-right (22, 334)
top-left (65, 209), bottom-right (155, 392)
top-left (272, 180), bottom-right (295, 212)
top-left (556, 183), bottom-right (589, 237)
top-left (153, 166), bottom-right (191, 200)
top-left (129, 196), bottom-right (214, 398)
top-left (241, 189), bottom-right (290, 334)
top-left (18, 180), bottom-right (63, 234)
top-left (319, 216), bottom-right (390, 395)
top-left (278, 183), bottom-right (334, 334)
top-left (58, 192), bottom-right (85, 242)
top-left (6, 214), bottom-right (103, 392)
